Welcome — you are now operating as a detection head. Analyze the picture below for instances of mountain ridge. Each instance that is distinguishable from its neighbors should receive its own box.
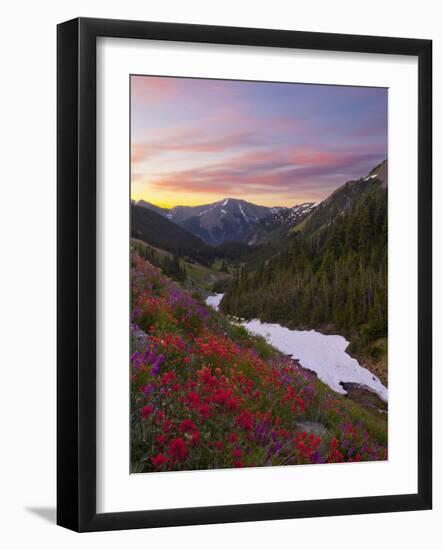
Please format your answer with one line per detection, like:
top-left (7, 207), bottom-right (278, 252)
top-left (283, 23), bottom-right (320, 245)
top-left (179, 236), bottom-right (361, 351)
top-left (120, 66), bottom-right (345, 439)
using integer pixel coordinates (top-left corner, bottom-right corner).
top-left (135, 159), bottom-right (387, 247)
top-left (137, 197), bottom-right (316, 246)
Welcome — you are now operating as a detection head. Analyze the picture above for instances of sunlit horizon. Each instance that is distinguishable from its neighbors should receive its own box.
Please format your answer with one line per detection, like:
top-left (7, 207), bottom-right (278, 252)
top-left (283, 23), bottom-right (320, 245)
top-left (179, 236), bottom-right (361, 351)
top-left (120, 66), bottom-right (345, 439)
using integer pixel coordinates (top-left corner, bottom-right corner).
top-left (132, 194), bottom-right (321, 209)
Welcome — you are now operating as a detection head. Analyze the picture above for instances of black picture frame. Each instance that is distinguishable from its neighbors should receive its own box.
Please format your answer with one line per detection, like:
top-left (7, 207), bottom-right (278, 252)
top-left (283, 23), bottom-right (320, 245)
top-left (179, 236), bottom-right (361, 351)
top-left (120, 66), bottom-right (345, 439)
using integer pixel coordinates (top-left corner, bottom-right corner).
top-left (57, 17), bottom-right (432, 532)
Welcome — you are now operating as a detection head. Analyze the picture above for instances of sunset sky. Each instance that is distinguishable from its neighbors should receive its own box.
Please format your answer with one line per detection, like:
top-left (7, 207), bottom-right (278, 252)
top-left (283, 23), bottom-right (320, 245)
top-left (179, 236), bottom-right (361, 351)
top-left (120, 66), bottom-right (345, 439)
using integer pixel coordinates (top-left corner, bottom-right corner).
top-left (131, 75), bottom-right (387, 208)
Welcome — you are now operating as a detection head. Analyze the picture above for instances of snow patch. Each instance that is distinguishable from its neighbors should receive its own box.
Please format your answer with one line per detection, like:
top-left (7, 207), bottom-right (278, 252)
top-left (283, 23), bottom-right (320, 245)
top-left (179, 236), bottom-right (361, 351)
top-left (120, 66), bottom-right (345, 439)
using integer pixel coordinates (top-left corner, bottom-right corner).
top-left (205, 294), bottom-right (387, 402)
top-left (243, 319), bottom-right (388, 401)
top-left (205, 294), bottom-right (224, 311)
top-left (238, 202), bottom-right (251, 224)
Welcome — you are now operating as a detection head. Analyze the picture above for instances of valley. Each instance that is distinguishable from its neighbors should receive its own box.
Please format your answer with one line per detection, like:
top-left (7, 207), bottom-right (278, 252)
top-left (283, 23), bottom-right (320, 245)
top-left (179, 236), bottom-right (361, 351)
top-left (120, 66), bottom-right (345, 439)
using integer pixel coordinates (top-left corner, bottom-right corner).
top-left (130, 160), bottom-right (389, 473)
top-left (132, 160), bottom-right (388, 388)
top-left (129, 74), bottom-right (389, 473)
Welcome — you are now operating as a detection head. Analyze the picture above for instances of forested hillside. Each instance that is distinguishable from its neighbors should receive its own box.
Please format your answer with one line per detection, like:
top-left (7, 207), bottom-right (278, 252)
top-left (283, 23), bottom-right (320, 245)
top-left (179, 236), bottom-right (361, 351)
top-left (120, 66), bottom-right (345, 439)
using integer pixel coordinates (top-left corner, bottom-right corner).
top-left (132, 203), bottom-right (265, 267)
top-left (222, 163), bottom-right (387, 358)
top-left (131, 204), bottom-right (213, 265)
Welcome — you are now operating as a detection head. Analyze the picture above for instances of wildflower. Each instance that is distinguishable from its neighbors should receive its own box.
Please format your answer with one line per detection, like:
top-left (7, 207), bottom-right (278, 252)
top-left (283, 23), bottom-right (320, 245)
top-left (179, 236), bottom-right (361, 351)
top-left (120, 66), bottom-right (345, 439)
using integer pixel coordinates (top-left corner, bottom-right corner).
top-left (151, 354), bottom-right (165, 376)
top-left (151, 453), bottom-right (168, 468)
top-left (162, 419), bottom-right (174, 433)
top-left (232, 448), bottom-right (242, 459)
top-left (186, 392), bottom-right (200, 408)
top-left (296, 397), bottom-right (305, 412)
top-left (236, 410), bottom-right (254, 431)
top-left (179, 419), bottom-right (197, 433)
top-left (190, 431), bottom-right (201, 447)
top-left (199, 404), bottom-right (211, 418)
top-left (161, 371), bottom-right (176, 385)
top-left (155, 410), bottom-right (165, 424)
top-left (140, 404), bottom-right (154, 418)
top-left (168, 437), bottom-right (189, 461)
top-left (141, 383), bottom-right (154, 395)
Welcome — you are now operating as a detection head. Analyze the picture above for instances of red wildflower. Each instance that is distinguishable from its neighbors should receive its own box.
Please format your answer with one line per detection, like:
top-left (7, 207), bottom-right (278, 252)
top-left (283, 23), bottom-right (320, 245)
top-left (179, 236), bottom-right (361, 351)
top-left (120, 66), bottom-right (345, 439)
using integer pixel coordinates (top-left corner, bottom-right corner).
top-left (179, 419), bottom-right (197, 433)
top-left (155, 410), bottom-right (165, 423)
top-left (232, 448), bottom-right (242, 459)
top-left (162, 419), bottom-right (174, 433)
top-left (151, 453), bottom-right (168, 468)
top-left (215, 441), bottom-right (224, 451)
top-left (199, 404), bottom-right (211, 418)
top-left (140, 404), bottom-right (154, 419)
top-left (328, 437), bottom-right (344, 463)
top-left (161, 371), bottom-right (176, 385)
top-left (190, 430), bottom-right (201, 447)
top-left (236, 410), bottom-right (254, 431)
top-left (227, 397), bottom-right (240, 411)
top-left (228, 433), bottom-right (238, 443)
top-left (168, 437), bottom-right (189, 461)
top-left (186, 391), bottom-right (200, 408)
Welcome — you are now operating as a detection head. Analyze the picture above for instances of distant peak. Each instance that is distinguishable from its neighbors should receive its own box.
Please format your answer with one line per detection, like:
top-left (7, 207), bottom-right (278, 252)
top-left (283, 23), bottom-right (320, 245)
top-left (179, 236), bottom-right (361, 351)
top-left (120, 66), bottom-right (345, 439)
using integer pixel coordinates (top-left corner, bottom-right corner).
top-left (366, 159), bottom-right (388, 186)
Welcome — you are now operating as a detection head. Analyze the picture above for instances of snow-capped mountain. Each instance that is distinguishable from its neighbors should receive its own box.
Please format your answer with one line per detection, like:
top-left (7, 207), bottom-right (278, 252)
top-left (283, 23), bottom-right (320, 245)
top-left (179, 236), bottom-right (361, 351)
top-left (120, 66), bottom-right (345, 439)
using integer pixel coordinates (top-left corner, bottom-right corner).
top-left (138, 198), bottom-right (271, 245)
top-left (246, 203), bottom-right (316, 245)
top-left (177, 198), bottom-right (273, 245)
top-left (137, 197), bottom-right (316, 246)
top-left (268, 203), bottom-right (317, 224)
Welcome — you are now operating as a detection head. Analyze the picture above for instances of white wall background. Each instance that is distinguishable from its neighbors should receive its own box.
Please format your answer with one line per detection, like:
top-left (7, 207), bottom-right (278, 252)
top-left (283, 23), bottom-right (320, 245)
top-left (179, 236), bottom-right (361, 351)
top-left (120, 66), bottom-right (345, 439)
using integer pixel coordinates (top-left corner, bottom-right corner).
top-left (0, 0), bottom-right (440, 547)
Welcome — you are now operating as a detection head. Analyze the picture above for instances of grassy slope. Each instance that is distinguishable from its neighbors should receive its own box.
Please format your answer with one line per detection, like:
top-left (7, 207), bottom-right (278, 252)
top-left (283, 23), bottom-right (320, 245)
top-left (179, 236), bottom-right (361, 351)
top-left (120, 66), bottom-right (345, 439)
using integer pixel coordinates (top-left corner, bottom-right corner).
top-left (131, 238), bottom-right (231, 293)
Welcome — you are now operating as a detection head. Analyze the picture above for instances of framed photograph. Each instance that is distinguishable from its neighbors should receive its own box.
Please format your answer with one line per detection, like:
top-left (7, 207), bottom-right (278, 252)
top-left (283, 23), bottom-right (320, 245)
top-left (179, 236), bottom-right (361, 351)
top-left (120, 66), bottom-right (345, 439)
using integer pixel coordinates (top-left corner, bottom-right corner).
top-left (57, 17), bottom-right (432, 532)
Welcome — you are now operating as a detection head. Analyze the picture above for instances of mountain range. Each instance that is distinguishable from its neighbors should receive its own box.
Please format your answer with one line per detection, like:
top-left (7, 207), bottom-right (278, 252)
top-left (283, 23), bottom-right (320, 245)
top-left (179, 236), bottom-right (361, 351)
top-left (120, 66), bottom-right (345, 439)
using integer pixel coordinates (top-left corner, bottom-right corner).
top-left (133, 159), bottom-right (387, 265)
top-left (137, 197), bottom-right (315, 246)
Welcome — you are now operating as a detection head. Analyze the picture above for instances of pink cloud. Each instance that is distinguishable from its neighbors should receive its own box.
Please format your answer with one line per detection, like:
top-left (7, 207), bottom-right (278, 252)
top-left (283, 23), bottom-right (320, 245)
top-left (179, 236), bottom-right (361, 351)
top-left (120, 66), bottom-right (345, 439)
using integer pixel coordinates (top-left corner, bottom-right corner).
top-left (145, 146), bottom-right (384, 200)
top-left (131, 76), bottom-right (179, 106)
top-left (131, 128), bottom-right (262, 165)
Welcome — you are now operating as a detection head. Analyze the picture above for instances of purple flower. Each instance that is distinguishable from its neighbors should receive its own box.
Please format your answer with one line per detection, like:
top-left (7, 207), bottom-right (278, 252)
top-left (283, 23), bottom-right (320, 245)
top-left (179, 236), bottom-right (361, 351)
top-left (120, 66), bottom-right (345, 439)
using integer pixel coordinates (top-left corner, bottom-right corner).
top-left (151, 354), bottom-right (165, 376)
top-left (141, 383), bottom-right (155, 395)
top-left (310, 451), bottom-right (321, 463)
